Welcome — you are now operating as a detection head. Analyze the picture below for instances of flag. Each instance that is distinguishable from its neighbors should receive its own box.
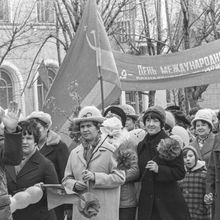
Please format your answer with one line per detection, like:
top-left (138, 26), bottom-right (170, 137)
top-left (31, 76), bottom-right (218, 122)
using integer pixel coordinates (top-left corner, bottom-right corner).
top-left (42, 184), bottom-right (80, 210)
top-left (43, 0), bottom-right (121, 133)
top-left (38, 60), bottom-right (49, 90)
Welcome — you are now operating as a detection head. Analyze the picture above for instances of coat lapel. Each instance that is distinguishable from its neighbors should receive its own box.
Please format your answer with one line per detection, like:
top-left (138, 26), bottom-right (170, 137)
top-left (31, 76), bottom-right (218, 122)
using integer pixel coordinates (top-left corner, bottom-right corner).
top-left (5, 165), bottom-right (16, 183)
top-left (76, 145), bottom-right (87, 167)
top-left (39, 144), bottom-right (53, 157)
top-left (201, 133), bottom-right (215, 156)
top-left (17, 151), bottom-right (40, 179)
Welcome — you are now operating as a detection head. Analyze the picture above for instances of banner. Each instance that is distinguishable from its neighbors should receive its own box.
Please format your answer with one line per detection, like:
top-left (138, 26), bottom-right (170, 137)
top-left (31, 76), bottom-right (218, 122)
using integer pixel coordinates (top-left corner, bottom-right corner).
top-left (114, 39), bottom-right (220, 90)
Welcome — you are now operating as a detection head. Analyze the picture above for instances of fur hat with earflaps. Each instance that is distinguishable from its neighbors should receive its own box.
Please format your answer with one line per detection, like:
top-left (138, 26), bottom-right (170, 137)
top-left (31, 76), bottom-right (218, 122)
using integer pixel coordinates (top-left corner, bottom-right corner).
top-left (73, 106), bottom-right (105, 125)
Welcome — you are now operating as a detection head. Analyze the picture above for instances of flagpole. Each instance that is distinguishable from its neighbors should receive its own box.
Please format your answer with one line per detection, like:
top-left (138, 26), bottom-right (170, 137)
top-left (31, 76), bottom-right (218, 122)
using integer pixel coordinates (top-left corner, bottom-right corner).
top-left (94, 0), bottom-right (105, 114)
top-left (98, 66), bottom-right (105, 114)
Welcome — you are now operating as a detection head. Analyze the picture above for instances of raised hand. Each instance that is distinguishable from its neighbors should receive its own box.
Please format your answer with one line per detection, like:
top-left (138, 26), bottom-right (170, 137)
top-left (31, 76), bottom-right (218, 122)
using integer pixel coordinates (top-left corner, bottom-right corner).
top-left (2, 101), bottom-right (21, 132)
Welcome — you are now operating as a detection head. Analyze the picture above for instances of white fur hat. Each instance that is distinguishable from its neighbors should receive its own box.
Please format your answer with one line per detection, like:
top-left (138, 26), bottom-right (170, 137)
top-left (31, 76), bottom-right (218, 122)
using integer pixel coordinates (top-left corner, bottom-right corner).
top-left (27, 111), bottom-right (52, 128)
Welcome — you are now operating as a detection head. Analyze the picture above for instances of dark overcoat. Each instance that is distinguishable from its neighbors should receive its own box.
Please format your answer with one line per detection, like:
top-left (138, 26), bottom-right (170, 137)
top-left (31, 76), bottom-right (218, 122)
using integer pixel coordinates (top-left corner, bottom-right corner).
top-left (206, 133), bottom-right (220, 220)
top-left (0, 128), bottom-right (22, 220)
top-left (6, 150), bottom-right (59, 220)
top-left (39, 130), bottom-right (69, 220)
top-left (137, 130), bottom-right (190, 220)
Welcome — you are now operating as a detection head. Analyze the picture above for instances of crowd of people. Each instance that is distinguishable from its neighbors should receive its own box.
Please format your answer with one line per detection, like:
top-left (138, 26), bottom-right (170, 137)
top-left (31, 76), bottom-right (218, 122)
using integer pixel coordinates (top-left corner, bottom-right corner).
top-left (1, 102), bottom-right (220, 220)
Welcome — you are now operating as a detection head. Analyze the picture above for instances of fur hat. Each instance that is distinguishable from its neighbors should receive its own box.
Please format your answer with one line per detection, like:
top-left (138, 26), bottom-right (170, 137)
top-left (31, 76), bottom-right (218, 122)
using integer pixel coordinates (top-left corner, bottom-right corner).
top-left (157, 138), bottom-right (182, 161)
top-left (143, 106), bottom-right (166, 127)
top-left (27, 111), bottom-right (52, 128)
top-left (73, 106), bottom-right (105, 125)
top-left (120, 104), bottom-right (138, 120)
top-left (191, 109), bottom-right (214, 130)
top-left (165, 111), bottom-right (176, 129)
top-left (104, 105), bottom-right (126, 127)
top-left (171, 126), bottom-right (190, 147)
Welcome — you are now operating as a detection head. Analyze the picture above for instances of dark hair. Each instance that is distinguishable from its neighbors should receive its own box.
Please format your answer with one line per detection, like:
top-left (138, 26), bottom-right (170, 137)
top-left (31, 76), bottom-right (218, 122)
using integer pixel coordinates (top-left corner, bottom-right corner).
top-left (29, 118), bottom-right (49, 128)
top-left (144, 113), bottom-right (162, 128)
top-left (18, 120), bottom-right (41, 144)
top-left (79, 120), bottom-right (101, 130)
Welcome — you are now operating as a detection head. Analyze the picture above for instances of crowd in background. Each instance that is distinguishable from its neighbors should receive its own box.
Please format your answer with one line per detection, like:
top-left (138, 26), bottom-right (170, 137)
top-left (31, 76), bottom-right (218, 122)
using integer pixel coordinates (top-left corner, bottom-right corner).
top-left (1, 102), bottom-right (220, 220)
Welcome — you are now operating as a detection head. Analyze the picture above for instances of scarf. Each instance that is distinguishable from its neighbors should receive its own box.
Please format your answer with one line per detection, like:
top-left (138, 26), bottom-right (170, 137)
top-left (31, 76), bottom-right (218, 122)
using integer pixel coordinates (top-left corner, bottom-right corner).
top-left (82, 133), bottom-right (101, 164)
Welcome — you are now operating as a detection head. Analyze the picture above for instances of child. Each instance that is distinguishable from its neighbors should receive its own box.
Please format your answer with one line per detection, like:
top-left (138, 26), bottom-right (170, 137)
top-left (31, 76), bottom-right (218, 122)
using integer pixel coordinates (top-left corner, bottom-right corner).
top-left (179, 146), bottom-right (211, 220)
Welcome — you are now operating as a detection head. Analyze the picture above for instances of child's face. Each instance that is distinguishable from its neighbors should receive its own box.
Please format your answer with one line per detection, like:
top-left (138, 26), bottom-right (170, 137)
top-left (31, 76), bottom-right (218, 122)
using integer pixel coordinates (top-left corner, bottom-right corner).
top-left (184, 150), bottom-right (196, 169)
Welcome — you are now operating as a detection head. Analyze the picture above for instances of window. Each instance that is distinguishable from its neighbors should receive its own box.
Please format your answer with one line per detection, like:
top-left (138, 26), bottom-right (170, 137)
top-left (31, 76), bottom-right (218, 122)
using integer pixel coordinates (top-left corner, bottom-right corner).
top-left (37, 0), bottom-right (55, 23)
top-left (0, 69), bottom-right (13, 109)
top-left (125, 91), bottom-right (143, 113)
top-left (37, 65), bottom-right (57, 110)
top-left (0, 0), bottom-right (9, 22)
top-left (117, 20), bottom-right (131, 43)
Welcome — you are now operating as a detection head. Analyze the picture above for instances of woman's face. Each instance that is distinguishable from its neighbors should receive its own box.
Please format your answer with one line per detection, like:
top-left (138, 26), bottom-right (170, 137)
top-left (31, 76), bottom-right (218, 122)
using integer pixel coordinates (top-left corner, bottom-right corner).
top-left (80, 121), bottom-right (99, 142)
top-left (195, 120), bottom-right (211, 137)
top-left (145, 117), bottom-right (161, 135)
top-left (184, 149), bottom-right (196, 169)
top-left (125, 117), bottom-right (135, 131)
top-left (22, 134), bottom-right (36, 156)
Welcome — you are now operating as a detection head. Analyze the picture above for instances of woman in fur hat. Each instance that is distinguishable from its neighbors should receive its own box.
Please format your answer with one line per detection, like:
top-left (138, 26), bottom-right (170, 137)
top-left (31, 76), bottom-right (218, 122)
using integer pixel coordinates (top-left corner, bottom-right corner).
top-left (62, 106), bottom-right (125, 220)
top-left (137, 106), bottom-right (190, 220)
top-left (179, 146), bottom-right (211, 220)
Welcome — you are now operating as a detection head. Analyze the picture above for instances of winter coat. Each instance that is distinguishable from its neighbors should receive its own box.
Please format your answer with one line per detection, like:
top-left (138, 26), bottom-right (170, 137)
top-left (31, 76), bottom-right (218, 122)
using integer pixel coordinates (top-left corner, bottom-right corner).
top-left (137, 130), bottom-right (190, 220)
top-left (206, 133), bottom-right (220, 220)
top-left (191, 132), bottom-right (215, 165)
top-left (119, 139), bottom-right (139, 208)
top-left (6, 150), bottom-right (59, 220)
top-left (62, 137), bottom-right (126, 220)
top-left (40, 130), bottom-right (69, 220)
top-left (0, 128), bottom-right (22, 220)
top-left (179, 160), bottom-right (210, 220)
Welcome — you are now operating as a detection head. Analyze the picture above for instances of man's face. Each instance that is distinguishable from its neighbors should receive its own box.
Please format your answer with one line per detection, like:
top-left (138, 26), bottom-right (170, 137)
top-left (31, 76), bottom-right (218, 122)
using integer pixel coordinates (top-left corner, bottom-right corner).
top-left (36, 123), bottom-right (48, 141)
top-left (22, 134), bottom-right (36, 156)
top-left (80, 121), bottom-right (99, 142)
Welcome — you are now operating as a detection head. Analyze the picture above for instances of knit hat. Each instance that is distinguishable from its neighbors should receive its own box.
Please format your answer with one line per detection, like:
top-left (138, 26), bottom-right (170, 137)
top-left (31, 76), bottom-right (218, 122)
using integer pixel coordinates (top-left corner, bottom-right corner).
top-left (120, 104), bottom-right (138, 120)
top-left (143, 106), bottom-right (166, 127)
top-left (73, 106), bottom-right (105, 125)
top-left (171, 126), bottom-right (190, 147)
top-left (165, 111), bottom-right (176, 129)
top-left (182, 145), bottom-right (199, 165)
top-left (104, 105), bottom-right (126, 127)
top-left (27, 111), bottom-right (52, 128)
top-left (191, 109), bottom-right (214, 130)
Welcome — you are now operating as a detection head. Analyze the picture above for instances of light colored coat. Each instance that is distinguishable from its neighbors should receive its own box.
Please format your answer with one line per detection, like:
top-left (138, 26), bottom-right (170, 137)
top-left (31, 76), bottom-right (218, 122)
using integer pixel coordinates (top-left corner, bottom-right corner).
top-left (63, 138), bottom-right (125, 220)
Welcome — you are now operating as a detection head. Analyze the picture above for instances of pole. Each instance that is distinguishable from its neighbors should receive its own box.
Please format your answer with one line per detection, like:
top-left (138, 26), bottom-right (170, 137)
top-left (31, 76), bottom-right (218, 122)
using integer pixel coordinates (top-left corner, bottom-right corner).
top-left (98, 66), bottom-right (105, 114)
